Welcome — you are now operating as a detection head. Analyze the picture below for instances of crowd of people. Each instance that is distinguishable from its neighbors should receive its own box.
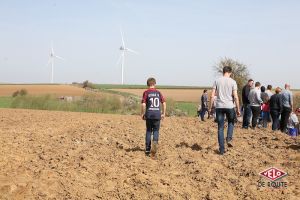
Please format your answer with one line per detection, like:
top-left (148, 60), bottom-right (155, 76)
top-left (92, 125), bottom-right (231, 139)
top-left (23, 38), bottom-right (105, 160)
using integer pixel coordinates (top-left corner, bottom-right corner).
top-left (199, 75), bottom-right (299, 136)
top-left (140, 68), bottom-right (299, 157)
top-left (198, 66), bottom-right (299, 155)
top-left (242, 80), bottom-right (299, 134)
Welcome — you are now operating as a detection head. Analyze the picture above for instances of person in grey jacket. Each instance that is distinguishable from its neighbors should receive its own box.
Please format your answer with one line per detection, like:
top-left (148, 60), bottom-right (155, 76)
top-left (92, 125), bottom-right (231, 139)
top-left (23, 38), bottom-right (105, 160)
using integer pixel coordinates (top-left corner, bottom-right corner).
top-left (248, 82), bottom-right (263, 129)
top-left (200, 89), bottom-right (209, 121)
top-left (280, 84), bottom-right (293, 133)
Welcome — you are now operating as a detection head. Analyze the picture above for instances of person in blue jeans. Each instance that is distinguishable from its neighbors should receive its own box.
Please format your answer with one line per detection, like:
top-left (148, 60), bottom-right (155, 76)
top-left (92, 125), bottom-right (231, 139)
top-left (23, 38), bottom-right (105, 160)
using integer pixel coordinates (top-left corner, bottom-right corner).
top-left (141, 77), bottom-right (166, 157)
top-left (241, 79), bottom-right (254, 129)
top-left (210, 66), bottom-right (240, 155)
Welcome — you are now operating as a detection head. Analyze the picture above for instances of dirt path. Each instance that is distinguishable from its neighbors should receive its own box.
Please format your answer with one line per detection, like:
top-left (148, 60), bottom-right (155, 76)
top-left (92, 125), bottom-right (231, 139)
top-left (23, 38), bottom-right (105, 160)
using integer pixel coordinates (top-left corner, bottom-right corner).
top-left (0, 109), bottom-right (299, 199)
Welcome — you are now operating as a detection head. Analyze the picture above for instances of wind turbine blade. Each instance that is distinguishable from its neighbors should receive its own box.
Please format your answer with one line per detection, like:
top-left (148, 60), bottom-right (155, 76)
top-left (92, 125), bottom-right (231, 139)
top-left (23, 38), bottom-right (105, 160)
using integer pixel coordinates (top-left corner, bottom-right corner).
top-left (55, 55), bottom-right (65, 60)
top-left (116, 54), bottom-right (122, 65)
top-left (46, 58), bottom-right (52, 66)
top-left (126, 48), bottom-right (139, 54)
top-left (51, 41), bottom-right (54, 54)
top-left (120, 27), bottom-right (125, 48)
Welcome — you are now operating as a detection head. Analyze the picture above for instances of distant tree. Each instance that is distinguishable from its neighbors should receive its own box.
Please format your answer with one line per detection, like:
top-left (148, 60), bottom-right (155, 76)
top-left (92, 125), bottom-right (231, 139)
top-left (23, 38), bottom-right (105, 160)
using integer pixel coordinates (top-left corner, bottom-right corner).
top-left (214, 57), bottom-right (250, 100)
top-left (19, 89), bottom-right (28, 96)
top-left (83, 80), bottom-right (89, 88)
top-left (12, 90), bottom-right (20, 97)
top-left (82, 80), bottom-right (96, 89)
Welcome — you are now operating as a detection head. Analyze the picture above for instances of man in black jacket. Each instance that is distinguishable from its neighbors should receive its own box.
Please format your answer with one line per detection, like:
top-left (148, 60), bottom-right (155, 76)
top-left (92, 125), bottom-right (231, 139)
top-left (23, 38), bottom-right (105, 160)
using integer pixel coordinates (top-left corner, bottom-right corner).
top-left (269, 87), bottom-right (283, 131)
top-left (242, 79), bottom-right (254, 129)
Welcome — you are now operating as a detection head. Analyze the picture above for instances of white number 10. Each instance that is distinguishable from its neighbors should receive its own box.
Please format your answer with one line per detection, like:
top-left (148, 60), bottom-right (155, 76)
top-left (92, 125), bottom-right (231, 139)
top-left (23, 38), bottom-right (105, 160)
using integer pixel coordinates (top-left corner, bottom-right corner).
top-left (150, 97), bottom-right (160, 108)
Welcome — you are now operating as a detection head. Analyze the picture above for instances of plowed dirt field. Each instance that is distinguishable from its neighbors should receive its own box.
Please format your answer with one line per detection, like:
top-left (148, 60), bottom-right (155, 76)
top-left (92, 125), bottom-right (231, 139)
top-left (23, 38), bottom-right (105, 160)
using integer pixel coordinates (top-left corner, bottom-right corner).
top-left (0, 109), bottom-right (299, 199)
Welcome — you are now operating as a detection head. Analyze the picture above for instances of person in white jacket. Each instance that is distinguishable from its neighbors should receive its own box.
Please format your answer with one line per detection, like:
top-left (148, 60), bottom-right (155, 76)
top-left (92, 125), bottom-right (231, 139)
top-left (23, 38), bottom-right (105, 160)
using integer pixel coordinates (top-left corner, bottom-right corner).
top-left (287, 112), bottom-right (299, 136)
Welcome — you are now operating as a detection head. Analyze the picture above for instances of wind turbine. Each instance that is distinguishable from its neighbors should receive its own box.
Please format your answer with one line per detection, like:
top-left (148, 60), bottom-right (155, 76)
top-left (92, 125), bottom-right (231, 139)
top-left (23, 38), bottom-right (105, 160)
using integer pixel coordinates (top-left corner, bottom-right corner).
top-left (117, 28), bottom-right (138, 85)
top-left (46, 42), bottom-right (64, 84)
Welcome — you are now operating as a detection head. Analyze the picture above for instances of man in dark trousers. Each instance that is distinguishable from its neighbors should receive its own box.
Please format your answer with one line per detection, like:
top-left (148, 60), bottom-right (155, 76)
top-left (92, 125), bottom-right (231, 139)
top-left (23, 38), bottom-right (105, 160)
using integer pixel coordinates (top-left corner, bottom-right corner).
top-left (242, 79), bottom-right (254, 129)
top-left (141, 77), bottom-right (166, 157)
top-left (280, 84), bottom-right (293, 133)
top-left (200, 89), bottom-right (209, 121)
top-left (248, 82), bottom-right (263, 129)
top-left (270, 87), bottom-right (283, 131)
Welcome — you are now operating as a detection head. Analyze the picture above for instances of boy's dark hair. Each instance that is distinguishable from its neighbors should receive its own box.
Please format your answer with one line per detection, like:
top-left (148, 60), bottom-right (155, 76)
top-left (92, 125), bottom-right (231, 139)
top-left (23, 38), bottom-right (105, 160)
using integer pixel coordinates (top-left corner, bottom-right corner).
top-left (147, 77), bottom-right (156, 86)
top-left (223, 66), bottom-right (232, 74)
top-left (248, 79), bottom-right (254, 82)
top-left (203, 89), bottom-right (208, 93)
top-left (261, 86), bottom-right (266, 92)
top-left (267, 85), bottom-right (272, 90)
top-left (255, 82), bottom-right (261, 87)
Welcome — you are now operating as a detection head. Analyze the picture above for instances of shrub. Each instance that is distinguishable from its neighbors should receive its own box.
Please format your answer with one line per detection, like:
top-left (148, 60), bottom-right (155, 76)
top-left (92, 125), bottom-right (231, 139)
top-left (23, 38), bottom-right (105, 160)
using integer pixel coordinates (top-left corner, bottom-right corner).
top-left (82, 80), bottom-right (96, 89)
top-left (83, 80), bottom-right (89, 88)
top-left (75, 94), bottom-right (122, 113)
top-left (12, 89), bottom-right (28, 97)
top-left (166, 98), bottom-right (187, 117)
top-left (19, 89), bottom-right (28, 96)
top-left (9, 92), bottom-right (197, 117)
top-left (12, 90), bottom-right (20, 97)
top-left (122, 96), bottom-right (139, 114)
top-left (11, 94), bottom-right (51, 110)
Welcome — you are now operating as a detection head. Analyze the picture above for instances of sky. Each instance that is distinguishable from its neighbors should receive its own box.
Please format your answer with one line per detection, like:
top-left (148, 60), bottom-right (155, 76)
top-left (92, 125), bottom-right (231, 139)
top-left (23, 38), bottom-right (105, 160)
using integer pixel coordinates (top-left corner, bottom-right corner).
top-left (0, 0), bottom-right (299, 88)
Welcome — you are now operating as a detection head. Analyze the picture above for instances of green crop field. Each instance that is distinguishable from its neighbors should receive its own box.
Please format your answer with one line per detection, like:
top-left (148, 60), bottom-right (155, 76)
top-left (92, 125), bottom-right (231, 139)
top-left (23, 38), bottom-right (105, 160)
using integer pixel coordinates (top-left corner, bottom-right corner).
top-left (175, 102), bottom-right (198, 116)
top-left (0, 97), bottom-right (13, 108)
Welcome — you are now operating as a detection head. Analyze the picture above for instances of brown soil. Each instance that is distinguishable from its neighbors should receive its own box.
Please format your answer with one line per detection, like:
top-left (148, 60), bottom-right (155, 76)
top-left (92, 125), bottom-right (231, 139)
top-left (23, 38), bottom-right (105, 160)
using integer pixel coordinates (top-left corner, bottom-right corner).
top-left (0, 108), bottom-right (299, 199)
top-left (0, 85), bottom-right (88, 97)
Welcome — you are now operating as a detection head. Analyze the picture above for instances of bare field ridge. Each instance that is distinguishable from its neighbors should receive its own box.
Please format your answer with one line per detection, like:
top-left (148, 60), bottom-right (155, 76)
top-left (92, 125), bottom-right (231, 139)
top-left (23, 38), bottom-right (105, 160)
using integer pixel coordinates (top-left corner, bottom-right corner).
top-left (0, 85), bottom-right (87, 97)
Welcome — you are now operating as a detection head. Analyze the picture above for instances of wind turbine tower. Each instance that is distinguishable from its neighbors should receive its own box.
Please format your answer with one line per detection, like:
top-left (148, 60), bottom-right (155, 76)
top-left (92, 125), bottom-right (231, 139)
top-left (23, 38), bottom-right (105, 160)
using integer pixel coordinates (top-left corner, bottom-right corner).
top-left (46, 42), bottom-right (64, 84)
top-left (117, 29), bottom-right (138, 85)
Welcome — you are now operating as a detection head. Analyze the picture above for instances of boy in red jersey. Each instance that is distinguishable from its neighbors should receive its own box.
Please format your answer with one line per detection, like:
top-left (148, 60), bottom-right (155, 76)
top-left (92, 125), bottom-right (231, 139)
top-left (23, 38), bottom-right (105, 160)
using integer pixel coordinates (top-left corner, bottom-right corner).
top-left (141, 78), bottom-right (166, 157)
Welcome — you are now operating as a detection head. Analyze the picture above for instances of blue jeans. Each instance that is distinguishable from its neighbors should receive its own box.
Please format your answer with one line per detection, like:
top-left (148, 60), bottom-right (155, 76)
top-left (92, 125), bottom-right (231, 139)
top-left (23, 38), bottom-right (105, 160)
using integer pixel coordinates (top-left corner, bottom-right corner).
top-left (270, 110), bottom-right (280, 131)
top-left (262, 111), bottom-right (270, 128)
top-left (280, 107), bottom-right (292, 133)
top-left (145, 119), bottom-right (160, 152)
top-left (216, 108), bottom-right (235, 153)
top-left (200, 107), bottom-right (209, 121)
top-left (242, 104), bottom-right (251, 128)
